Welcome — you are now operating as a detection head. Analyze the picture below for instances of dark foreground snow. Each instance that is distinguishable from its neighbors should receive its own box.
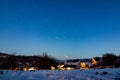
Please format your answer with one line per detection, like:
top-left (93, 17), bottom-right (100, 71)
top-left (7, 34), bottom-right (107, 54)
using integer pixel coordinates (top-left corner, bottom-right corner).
top-left (0, 68), bottom-right (120, 80)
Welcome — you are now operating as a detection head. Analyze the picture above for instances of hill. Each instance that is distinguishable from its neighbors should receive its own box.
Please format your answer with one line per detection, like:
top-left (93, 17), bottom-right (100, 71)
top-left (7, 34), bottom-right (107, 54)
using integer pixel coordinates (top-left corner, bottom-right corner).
top-left (0, 52), bottom-right (58, 70)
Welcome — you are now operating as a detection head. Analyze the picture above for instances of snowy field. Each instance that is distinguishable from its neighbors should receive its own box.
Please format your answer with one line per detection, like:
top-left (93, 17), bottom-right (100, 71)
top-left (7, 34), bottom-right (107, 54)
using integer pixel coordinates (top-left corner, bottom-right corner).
top-left (0, 68), bottom-right (120, 80)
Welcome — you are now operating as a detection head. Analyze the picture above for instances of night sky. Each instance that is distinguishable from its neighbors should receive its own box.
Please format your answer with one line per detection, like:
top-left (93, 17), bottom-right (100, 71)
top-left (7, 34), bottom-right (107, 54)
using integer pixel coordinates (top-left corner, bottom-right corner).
top-left (0, 0), bottom-right (120, 59)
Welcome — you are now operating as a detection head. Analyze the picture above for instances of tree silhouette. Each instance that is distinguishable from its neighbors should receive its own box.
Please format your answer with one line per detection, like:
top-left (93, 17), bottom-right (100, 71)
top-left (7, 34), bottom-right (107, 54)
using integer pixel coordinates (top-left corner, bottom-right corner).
top-left (102, 53), bottom-right (117, 67)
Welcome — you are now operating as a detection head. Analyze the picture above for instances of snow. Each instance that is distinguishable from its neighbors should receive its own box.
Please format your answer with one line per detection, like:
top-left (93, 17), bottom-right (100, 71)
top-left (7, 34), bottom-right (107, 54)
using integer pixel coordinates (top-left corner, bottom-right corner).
top-left (0, 68), bottom-right (120, 80)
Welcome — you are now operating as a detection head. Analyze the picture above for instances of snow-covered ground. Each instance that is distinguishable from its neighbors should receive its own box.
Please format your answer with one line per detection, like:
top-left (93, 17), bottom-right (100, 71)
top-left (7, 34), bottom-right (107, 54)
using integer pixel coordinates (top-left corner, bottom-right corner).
top-left (0, 68), bottom-right (120, 80)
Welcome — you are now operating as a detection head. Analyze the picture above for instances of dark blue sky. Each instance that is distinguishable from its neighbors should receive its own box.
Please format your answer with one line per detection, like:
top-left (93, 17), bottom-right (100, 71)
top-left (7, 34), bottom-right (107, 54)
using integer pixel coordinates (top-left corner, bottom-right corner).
top-left (0, 0), bottom-right (120, 59)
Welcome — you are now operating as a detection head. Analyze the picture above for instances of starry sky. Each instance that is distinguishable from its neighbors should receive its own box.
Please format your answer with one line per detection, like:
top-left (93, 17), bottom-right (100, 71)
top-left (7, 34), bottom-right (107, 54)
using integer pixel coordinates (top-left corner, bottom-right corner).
top-left (0, 0), bottom-right (120, 59)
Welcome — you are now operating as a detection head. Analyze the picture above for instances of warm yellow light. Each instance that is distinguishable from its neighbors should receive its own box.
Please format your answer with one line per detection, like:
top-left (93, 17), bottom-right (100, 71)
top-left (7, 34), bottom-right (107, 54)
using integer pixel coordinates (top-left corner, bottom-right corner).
top-left (80, 62), bottom-right (86, 68)
top-left (66, 67), bottom-right (71, 70)
top-left (92, 58), bottom-right (97, 65)
top-left (28, 67), bottom-right (36, 70)
top-left (57, 64), bottom-right (65, 70)
top-left (23, 68), bottom-right (27, 71)
top-left (51, 66), bottom-right (55, 70)
top-left (60, 65), bottom-right (64, 68)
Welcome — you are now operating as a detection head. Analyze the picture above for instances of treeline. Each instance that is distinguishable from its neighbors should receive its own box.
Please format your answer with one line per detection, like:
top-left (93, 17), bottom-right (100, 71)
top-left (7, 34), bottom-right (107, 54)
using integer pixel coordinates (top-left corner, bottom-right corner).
top-left (93, 53), bottom-right (120, 68)
top-left (0, 52), bottom-right (120, 70)
top-left (0, 52), bottom-right (58, 70)
top-left (102, 53), bottom-right (120, 67)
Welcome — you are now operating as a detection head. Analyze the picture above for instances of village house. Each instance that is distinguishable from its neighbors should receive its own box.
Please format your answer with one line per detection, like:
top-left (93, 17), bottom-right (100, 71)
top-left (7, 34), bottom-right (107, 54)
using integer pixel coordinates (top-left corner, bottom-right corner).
top-left (64, 59), bottom-right (80, 69)
top-left (58, 59), bottom-right (94, 70)
top-left (80, 59), bottom-right (93, 69)
top-left (92, 57), bottom-right (103, 68)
